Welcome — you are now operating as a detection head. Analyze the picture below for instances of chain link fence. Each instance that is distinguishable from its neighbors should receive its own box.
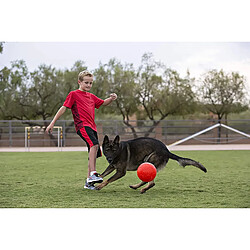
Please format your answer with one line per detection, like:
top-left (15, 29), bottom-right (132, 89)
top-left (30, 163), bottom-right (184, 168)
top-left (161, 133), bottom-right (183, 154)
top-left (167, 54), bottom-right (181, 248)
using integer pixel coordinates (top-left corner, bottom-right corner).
top-left (0, 119), bottom-right (250, 147)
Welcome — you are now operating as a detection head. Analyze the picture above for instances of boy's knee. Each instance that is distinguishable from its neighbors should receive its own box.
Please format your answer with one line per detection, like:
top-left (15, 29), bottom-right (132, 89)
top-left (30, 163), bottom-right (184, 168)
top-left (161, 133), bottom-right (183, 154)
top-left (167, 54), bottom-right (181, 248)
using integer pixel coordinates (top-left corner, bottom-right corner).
top-left (91, 144), bottom-right (99, 150)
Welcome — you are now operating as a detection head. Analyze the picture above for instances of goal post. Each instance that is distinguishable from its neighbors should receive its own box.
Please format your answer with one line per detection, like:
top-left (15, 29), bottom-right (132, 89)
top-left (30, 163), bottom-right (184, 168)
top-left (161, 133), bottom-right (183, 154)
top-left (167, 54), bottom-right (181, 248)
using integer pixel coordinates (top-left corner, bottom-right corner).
top-left (168, 123), bottom-right (250, 147)
top-left (25, 126), bottom-right (63, 151)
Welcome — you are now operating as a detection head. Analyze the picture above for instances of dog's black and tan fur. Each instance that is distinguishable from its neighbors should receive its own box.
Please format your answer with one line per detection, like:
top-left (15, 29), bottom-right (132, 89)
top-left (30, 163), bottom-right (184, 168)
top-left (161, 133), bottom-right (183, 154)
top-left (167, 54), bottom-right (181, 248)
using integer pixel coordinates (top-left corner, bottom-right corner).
top-left (96, 135), bottom-right (207, 193)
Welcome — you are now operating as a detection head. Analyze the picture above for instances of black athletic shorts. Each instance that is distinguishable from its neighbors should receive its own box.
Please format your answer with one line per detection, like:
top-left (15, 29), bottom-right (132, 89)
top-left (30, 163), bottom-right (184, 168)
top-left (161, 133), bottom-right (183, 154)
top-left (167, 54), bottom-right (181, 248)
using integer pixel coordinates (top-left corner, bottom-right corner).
top-left (77, 126), bottom-right (102, 158)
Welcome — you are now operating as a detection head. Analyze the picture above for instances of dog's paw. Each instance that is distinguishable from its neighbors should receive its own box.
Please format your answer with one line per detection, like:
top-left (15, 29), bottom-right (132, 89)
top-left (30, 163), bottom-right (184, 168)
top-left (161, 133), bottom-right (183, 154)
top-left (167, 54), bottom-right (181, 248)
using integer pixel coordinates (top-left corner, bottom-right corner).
top-left (95, 181), bottom-right (108, 190)
top-left (129, 185), bottom-right (137, 190)
top-left (140, 189), bottom-right (147, 194)
top-left (95, 185), bottom-right (102, 190)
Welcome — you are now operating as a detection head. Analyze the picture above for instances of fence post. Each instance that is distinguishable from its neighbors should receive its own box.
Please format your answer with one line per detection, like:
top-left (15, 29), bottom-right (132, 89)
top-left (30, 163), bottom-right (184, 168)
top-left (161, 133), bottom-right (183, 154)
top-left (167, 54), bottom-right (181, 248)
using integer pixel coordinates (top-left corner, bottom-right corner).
top-left (63, 121), bottom-right (66, 147)
top-left (9, 121), bottom-right (12, 147)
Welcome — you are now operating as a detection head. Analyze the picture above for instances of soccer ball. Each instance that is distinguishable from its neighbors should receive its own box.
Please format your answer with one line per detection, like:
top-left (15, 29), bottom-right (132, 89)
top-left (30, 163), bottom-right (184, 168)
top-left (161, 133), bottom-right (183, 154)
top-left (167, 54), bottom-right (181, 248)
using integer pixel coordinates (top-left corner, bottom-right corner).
top-left (137, 162), bottom-right (157, 182)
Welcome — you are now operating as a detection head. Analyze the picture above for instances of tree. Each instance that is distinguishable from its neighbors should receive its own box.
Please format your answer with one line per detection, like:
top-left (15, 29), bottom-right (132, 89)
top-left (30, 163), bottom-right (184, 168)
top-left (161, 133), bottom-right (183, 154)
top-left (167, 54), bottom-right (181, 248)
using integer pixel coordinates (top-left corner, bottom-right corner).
top-left (0, 60), bottom-right (89, 124)
top-left (199, 69), bottom-right (248, 121)
top-left (26, 64), bottom-right (66, 125)
top-left (135, 53), bottom-right (196, 136)
top-left (0, 60), bottom-right (30, 120)
top-left (0, 42), bottom-right (4, 53)
top-left (0, 61), bottom-right (66, 127)
top-left (198, 69), bottom-right (249, 141)
top-left (93, 53), bottom-right (197, 138)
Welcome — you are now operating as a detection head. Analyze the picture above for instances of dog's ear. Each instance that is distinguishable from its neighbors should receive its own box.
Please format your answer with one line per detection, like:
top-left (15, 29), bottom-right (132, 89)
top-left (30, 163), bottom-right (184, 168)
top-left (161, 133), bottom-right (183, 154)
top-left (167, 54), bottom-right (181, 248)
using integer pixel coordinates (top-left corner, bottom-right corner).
top-left (114, 135), bottom-right (120, 144)
top-left (103, 135), bottom-right (109, 144)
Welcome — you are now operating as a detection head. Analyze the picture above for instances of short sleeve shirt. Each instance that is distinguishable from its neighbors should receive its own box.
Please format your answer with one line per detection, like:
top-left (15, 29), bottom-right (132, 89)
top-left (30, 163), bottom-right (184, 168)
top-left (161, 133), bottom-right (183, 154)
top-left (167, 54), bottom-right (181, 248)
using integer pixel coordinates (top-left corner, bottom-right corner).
top-left (63, 90), bottom-right (104, 131)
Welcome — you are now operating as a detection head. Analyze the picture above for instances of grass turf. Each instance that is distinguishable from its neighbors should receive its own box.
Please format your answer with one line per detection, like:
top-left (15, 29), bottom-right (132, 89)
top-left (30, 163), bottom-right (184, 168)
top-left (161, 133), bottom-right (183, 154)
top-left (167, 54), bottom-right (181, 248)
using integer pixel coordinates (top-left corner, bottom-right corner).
top-left (0, 150), bottom-right (249, 208)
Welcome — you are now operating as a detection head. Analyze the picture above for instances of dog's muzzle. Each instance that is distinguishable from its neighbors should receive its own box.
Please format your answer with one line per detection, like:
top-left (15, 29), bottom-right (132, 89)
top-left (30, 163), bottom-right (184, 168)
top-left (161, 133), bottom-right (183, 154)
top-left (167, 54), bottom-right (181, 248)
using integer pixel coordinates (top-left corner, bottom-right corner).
top-left (106, 157), bottom-right (113, 164)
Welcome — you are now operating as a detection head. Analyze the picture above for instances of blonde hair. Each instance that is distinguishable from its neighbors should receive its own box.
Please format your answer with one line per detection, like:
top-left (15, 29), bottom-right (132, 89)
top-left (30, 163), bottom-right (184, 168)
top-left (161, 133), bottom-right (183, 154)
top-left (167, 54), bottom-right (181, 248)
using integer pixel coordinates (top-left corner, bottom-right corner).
top-left (78, 70), bottom-right (93, 82)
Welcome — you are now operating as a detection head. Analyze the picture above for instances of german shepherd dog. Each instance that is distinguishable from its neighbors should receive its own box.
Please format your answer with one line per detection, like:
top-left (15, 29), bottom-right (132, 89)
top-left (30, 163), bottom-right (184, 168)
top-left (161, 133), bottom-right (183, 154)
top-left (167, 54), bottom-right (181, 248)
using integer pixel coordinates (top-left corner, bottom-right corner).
top-left (96, 135), bottom-right (207, 193)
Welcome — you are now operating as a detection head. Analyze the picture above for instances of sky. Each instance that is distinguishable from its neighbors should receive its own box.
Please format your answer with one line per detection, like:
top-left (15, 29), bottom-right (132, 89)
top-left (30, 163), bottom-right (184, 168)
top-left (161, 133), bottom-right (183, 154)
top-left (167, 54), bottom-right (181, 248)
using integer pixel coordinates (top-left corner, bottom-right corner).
top-left (1, 42), bottom-right (250, 90)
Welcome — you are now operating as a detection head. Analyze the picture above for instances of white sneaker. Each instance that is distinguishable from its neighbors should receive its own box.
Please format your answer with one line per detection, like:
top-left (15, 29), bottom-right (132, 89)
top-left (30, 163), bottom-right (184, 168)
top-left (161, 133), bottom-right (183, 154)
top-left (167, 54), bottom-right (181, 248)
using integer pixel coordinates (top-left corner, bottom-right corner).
top-left (84, 181), bottom-right (96, 190)
top-left (87, 173), bottom-right (103, 184)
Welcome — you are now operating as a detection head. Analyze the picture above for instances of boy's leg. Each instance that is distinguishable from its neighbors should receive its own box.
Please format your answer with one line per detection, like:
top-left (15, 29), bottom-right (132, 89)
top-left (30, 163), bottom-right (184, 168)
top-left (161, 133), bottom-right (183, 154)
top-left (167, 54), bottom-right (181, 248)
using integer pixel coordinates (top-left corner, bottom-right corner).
top-left (87, 143), bottom-right (103, 184)
top-left (88, 144), bottom-right (99, 177)
top-left (77, 127), bottom-right (103, 185)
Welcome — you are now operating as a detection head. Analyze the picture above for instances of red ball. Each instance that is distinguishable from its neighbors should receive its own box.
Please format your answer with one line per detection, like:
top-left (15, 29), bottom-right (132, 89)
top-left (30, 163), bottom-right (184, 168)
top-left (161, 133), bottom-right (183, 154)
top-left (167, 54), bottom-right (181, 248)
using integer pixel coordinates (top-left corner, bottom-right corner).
top-left (137, 162), bottom-right (157, 182)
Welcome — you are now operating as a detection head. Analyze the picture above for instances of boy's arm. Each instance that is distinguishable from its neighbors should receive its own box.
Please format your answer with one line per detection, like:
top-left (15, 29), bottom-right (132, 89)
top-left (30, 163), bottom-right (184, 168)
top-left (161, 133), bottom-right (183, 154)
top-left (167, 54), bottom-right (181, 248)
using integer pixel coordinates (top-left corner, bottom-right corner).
top-left (102, 93), bottom-right (117, 106)
top-left (46, 106), bottom-right (67, 133)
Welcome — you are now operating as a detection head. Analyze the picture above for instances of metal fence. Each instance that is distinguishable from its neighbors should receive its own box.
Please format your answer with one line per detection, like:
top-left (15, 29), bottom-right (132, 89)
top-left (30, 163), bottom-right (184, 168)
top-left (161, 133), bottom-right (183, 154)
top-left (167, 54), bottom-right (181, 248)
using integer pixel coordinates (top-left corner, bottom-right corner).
top-left (0, 119), bottom-right (250, 147)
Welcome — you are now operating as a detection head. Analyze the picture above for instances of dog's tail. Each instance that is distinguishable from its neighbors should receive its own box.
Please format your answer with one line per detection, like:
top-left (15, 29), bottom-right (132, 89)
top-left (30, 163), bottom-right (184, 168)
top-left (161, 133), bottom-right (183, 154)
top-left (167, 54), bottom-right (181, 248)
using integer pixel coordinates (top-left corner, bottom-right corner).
top-left (168, 152), bottom-right (207, 173)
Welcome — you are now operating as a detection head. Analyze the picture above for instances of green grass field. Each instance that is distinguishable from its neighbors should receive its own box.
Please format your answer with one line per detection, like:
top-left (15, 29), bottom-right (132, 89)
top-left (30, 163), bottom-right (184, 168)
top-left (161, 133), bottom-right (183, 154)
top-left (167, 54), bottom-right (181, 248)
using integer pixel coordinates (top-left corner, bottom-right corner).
top-left (0, 150), bottom-right (249, 208)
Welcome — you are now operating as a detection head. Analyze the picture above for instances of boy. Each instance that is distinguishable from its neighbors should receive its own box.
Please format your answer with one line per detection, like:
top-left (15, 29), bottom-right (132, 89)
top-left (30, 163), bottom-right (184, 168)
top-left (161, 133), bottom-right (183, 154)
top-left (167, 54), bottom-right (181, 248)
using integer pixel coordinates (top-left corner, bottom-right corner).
top-left (46, 70), bottom-right (117, 190)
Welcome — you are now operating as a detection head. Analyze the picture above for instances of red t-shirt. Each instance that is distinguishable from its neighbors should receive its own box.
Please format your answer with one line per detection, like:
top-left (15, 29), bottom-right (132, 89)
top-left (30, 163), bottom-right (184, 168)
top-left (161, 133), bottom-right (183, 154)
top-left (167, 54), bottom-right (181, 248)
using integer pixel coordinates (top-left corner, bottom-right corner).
top-left (63, 90), bottom-right (104, 132)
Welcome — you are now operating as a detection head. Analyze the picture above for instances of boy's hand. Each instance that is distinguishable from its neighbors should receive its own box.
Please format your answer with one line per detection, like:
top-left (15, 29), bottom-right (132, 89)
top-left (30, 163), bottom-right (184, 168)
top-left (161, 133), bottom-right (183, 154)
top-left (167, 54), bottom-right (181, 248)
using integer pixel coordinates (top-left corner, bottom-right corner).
top-left (110, 93), bottom-right (117, 101)
top-left (103, 93), bottom-right (117, 106)
top-left (46, 124), bottom-right (54, 134)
